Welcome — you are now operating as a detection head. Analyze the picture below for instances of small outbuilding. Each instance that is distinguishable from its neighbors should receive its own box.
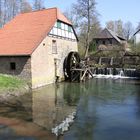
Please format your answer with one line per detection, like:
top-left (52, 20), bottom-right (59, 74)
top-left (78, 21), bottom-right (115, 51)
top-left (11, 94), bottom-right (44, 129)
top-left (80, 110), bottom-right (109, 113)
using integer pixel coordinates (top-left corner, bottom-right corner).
top-left (93, 28), bottom-right (127, 50)
top-left (0, 8), bottom-right (78, 88)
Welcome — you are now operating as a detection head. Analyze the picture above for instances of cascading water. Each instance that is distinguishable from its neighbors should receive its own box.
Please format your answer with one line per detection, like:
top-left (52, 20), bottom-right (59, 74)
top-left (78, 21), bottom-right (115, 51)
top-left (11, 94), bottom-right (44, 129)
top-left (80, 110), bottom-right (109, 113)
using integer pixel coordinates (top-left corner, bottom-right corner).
top-left (98, 57), bottom-right (102, 65)
top-left (93, 68), bottom-right (139, 79)
top-left (119, 70), bottom-right (124, 76)
top-left (110, 57), bottom-right (113, 66)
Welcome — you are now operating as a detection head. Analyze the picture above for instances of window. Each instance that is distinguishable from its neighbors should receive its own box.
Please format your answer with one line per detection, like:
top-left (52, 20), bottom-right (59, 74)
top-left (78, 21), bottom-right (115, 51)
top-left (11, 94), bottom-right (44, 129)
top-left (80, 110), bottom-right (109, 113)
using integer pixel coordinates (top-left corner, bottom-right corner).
top-left (57, 21), bottom-right (61, 29)
top-left (68, 26), bottom-right (72, 32)
top-left (52, 40), bottom-right (57, 54)
top-left (103, 41), bottom-right (106, 45)
top-left (65, 24), bottom-right (68, 31)
top-left (61, 23), bottom-right (65, 30)
top-left (10, 62), bottom-right (16, 70)
top-left (109, 40), bottom-right (112, 45)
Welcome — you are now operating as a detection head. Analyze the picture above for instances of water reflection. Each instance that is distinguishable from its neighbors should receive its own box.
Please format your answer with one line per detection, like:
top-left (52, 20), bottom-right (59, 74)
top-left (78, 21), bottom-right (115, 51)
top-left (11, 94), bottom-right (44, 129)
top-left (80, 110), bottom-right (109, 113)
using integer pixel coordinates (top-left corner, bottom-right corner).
top-left (0, 79), bottom-right (140, 140)
top-left (0, 93), bottom-right (32, 121)
top-left (64, 79), bottom-right (140, 140)
top-left (32, 83), bottom-right (79, 130)
top-left (136, 91), bottom-right (140, 118)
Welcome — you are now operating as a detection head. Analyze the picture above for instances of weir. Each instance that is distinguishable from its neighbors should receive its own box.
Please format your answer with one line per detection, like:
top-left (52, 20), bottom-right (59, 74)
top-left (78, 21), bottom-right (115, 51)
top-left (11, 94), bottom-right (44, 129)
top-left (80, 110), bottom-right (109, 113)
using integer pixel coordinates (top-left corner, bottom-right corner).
top-left (93, 68), bottom-right (139, 79)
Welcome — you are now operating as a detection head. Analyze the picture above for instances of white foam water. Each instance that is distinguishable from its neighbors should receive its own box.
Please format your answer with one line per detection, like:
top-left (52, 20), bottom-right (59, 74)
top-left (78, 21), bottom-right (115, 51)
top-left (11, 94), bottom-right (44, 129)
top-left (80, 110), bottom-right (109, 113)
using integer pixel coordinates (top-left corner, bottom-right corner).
top-left (93, 74), bottom-right (138, 79)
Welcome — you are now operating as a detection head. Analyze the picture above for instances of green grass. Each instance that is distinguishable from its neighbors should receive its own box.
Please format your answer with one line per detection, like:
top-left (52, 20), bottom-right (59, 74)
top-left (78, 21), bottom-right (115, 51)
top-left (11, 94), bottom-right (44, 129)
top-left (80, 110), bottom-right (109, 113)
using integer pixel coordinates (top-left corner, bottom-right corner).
top-left (0, 74), bottom-right (26, 91)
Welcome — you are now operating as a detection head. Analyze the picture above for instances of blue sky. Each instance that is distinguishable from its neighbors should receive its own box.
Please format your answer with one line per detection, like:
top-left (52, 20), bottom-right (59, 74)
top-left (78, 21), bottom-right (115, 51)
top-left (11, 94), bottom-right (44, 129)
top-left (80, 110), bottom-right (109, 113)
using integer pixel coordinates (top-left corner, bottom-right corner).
top-left (37, 0), bottom-right (140, 28)
top-left (96, 0), bottom-right (140, 28)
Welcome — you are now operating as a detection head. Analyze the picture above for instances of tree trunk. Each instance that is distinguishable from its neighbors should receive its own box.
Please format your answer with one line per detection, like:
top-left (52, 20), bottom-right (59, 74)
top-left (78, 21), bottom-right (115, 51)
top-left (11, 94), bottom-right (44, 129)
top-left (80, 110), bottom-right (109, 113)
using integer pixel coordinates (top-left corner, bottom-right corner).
top-left (84, 0), bottom-right (90, 58)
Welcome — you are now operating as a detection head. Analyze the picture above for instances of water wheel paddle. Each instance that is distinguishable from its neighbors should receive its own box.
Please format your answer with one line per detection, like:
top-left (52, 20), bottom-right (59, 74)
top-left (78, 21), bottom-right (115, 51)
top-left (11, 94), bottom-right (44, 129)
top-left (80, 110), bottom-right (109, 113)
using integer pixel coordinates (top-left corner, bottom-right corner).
top-left (64, 52), bottom-right (80, 81)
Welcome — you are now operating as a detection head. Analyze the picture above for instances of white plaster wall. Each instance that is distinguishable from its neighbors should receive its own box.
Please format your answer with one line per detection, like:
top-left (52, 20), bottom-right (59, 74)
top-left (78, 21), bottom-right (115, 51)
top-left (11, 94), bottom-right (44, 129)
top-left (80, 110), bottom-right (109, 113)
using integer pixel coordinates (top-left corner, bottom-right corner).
top-left (31, 36), bottom-right (78, 89)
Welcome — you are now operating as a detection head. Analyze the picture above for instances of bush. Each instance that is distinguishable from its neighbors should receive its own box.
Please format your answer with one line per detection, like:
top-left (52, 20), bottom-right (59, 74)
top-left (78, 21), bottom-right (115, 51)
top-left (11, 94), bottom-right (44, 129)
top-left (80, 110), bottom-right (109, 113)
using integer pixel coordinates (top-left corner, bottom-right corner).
top-left (90, 50), bottom-right (124, 57)
top-left (130, 43), bottom-right (140, 55)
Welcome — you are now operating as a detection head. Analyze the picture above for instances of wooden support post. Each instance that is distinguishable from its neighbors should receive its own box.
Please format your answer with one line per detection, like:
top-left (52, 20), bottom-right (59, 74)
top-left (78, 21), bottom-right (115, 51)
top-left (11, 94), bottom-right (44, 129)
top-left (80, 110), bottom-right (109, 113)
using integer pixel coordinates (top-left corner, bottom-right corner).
top-left (87, 69), bottom-right (94, 78)
top-left (80, 71), bottom-right (82, 82)
top-left (70, 67), bottom-right (95, 82)
top-left (81, 69), bottom-right (88, 81)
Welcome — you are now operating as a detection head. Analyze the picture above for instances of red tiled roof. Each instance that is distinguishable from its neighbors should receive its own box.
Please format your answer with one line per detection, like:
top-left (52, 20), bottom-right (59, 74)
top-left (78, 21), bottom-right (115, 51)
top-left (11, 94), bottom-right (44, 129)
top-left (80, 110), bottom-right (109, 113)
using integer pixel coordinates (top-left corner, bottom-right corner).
top-left (0, 7), bottom-right (72, 56)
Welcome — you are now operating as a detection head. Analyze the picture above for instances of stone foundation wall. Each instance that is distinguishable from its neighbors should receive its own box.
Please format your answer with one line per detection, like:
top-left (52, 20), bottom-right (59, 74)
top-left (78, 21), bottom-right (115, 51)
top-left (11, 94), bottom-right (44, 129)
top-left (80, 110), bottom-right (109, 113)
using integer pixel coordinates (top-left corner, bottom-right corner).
top-left (0, 56), bottom-right (31, 81)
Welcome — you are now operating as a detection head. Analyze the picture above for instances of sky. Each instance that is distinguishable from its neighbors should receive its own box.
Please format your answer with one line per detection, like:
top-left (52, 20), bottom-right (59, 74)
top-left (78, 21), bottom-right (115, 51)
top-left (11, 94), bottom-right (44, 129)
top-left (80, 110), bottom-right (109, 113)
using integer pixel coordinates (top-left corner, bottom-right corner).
top-left (39, 0), bottom-right (140, 28)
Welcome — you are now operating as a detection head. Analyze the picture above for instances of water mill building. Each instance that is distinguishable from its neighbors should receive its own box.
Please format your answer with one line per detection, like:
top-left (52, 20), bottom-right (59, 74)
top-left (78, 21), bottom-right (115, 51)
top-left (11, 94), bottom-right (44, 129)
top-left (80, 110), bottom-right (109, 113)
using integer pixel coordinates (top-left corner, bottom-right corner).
top-left (0, 8), bottom-right (78, 88)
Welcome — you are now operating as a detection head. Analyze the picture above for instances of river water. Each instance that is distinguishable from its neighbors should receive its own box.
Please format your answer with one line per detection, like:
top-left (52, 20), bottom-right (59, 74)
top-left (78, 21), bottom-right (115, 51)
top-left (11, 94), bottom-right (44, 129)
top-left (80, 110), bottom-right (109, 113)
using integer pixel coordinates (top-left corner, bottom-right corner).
top-left (0, 79), bottom-right (140, 140)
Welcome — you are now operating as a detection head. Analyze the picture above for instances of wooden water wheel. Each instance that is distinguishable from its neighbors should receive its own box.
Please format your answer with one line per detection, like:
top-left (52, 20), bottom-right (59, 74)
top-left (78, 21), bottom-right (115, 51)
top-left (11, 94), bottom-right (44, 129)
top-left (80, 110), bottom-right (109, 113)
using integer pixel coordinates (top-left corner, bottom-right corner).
top-left (64, 52), bottom-right (81, 81)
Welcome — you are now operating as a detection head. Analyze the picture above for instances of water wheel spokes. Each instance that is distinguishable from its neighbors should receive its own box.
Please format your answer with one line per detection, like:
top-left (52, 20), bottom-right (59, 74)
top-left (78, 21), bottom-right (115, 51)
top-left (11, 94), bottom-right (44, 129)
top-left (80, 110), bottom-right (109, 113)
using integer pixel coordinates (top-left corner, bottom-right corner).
top-left (64, 52), bottom-right (81, 81)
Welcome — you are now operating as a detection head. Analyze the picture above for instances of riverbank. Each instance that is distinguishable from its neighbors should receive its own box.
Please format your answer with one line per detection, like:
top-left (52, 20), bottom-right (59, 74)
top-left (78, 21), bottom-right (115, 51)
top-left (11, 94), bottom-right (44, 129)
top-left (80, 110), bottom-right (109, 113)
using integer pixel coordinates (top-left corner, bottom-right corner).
top-left (0, 74), bottom-right (30, 102)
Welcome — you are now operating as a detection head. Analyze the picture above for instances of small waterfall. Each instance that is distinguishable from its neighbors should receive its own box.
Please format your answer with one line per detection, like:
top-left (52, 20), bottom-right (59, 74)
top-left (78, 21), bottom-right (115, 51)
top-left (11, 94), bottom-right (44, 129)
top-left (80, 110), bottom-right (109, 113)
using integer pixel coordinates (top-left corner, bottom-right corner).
top-left (110, 57), bottom-right (113, 66)
top-left (109, 68), bottom-right (112, 75)
top-left (119, 70), bottom-right (124, 76)
top-left (124, 69), bottom-right (136, 77)
top-left (93, 68), bottom-right (138, 79)
top-left (98, 57), bottom-right (102, 65)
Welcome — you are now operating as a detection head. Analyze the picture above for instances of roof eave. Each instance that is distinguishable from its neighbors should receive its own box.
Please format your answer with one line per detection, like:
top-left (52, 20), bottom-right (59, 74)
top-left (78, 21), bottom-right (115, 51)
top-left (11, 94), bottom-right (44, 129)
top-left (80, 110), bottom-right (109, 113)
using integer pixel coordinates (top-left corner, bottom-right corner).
top-left (0, 54), bottom-right (31, 57)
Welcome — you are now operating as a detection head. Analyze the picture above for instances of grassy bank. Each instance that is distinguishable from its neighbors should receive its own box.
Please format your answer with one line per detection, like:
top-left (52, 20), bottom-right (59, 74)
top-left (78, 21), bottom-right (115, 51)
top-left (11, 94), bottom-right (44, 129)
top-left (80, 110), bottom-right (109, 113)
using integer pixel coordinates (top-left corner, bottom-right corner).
top-left (0, 74), bottom-right (27, 91)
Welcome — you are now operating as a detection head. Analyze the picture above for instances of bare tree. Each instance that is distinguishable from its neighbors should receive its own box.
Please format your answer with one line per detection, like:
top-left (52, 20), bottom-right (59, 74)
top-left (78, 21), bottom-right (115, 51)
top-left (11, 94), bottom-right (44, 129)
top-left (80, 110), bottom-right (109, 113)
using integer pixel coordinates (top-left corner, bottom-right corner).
top-left (63, 8), bottom-right (79, 30)
top-left (115, 20), bottom-right (123, 37)
top-left (79, 16), bottom-right (101, 52)
top-left (123, 22), bottom-right (134, 41)
top-left (3, 0), bottom-right (19, 24)
top-left (106, 21), bottom-right (115, 31)
top-left (0, 0), bottom-right (33, 27)
top-left (33, 0), bottom-right (44, 10)
top-left (10, 0), bottom-right (19, 18)
top-left (3, 0), bottom-right (8, 24)
top-left (73, 0), bottom-right (97, 58)
top-left (106, 20), bottom-right (134, 40)
top-left (137, 22), bottom-right (140, 30)
top-left (106, 20), bottom-right (123, 37)
top-left (20, 0), bottom-right (32, 13)
top-left (0, 0), bottom-right (2, 27)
